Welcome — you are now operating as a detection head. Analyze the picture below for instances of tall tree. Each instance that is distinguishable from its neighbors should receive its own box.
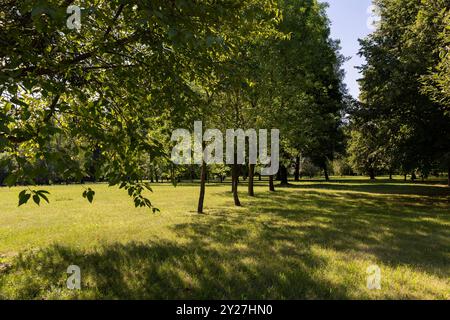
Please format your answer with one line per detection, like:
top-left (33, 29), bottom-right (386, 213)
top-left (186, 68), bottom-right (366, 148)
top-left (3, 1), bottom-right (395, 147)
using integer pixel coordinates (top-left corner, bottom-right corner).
top-left (356, 0), bottom-right (450, 182)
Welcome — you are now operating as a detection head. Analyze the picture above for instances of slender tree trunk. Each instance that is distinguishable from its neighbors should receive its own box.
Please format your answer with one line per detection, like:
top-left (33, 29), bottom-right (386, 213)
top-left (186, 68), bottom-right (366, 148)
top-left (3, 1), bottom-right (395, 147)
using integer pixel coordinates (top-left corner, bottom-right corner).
top-left (279, 165), bottom-right (288, 185)
top-left (197, 160), bottom-right (207, 214)
top-left (404, 174), bottom-right (407, 182)
top-left (248, 164), bottom-right (255, 197)
top-left (276, 169), bottom-right (282, 181)
top-left (369, 169), bottom-right (375, 180)
top-left (323, 165), bottom-right (330, 181)
top-left (294, 155), bottom-right (300, 181)
top-left (88, 146), bottom-right (101, 182)
top-left (389, 173), bottom-right (393, 180)
top-left (258, 173), bottom-right (262, 181)
top-left (232, 163), bottom-right (241, 206)
top-left (269, 175), bottom-right (275, 192)
top-left (231, 169), bottom-right (235, 193)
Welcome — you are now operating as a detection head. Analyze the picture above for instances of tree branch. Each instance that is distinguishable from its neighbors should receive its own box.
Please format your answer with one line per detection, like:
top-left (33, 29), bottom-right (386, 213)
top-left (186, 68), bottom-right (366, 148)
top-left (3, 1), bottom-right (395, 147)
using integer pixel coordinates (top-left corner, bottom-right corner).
top-left (103, 4), bottom-right (126, 40)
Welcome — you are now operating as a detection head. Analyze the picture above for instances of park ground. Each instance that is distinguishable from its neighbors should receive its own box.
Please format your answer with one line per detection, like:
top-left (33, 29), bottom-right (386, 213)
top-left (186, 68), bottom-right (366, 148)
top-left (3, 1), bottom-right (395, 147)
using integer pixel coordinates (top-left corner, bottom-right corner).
top-left (0, 177), bottom-right (449, 299)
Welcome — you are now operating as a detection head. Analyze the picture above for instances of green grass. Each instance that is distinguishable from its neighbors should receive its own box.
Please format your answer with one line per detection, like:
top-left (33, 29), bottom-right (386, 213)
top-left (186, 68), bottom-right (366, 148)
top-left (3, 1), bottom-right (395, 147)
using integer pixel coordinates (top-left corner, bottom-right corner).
top-left (0, 178), bottom-right (449, 299)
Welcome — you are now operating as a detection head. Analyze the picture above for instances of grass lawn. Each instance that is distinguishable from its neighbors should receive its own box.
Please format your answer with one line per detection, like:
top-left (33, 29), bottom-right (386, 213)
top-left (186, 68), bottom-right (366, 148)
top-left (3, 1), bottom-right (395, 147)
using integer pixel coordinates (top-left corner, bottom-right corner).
top-left (0, 178), bottom-right (449, 299)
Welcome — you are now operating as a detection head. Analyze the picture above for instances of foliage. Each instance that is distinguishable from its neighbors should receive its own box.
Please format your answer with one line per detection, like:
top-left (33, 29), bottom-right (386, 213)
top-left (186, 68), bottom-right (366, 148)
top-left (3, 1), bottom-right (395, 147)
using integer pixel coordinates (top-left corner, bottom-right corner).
top-left (354, 0), bottom-right (450, 180)
top-left (0, 0), bottom-right (280, 208)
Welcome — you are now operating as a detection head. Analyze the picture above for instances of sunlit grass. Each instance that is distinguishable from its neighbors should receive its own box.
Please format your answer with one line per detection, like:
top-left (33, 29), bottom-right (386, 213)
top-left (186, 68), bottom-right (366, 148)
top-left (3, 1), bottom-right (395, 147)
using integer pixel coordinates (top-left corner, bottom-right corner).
top-left (0, 177), bottom-right (449, 299)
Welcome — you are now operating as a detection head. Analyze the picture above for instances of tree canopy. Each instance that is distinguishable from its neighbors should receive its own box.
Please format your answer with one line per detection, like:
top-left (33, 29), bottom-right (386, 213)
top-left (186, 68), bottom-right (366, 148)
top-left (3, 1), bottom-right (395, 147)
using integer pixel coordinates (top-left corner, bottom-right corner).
top-left (351, 0), bottom-right (450, 182)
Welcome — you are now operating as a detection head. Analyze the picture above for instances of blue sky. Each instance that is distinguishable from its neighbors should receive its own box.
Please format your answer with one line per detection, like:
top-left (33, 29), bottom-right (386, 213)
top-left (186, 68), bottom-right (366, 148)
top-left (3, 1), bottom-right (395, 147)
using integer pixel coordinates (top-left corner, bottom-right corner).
top-left (320, 0), bottom-right (374, 99)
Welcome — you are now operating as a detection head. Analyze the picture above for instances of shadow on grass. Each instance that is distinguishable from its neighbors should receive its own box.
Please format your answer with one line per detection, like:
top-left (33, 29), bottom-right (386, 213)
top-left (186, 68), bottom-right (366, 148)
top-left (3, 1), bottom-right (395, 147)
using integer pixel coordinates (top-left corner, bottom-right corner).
top-left (1, 183), bottom-right (449, 299)
top-left (281, 182), bottom-right (450, 197)
top-left (0, 240), bottom-right (349, 299)
top-left (251, 190), bottom-right (449, 269)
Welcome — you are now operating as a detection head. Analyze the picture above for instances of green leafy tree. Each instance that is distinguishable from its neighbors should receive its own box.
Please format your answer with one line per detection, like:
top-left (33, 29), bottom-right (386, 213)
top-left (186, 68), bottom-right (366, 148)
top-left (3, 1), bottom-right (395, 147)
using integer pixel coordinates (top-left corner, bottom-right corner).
top-left (356, 0), bottom-right (450, 184)
top-left (0, 0), bottom-right (280, 207)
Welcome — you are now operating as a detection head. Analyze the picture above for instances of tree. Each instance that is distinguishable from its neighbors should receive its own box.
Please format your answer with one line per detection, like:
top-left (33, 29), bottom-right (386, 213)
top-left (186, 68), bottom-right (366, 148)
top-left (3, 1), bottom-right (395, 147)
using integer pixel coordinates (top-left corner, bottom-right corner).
top-left (265, 0), bottom-right (347, 184)
top-left (356, 0), bottom-right (450, 183)
top-left (0, 0), bottom-right (280, 207)
top-left (347, 124), bottom-right (384, 180)
top-left (417, 1), bottom-right (450, 185)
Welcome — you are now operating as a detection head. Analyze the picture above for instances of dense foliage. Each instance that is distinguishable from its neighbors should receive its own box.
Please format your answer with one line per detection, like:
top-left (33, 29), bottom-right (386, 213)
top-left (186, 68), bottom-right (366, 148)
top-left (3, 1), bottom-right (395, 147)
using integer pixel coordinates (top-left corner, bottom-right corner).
top-left (350, 0), bottom-right (450, 184)
top-left (1, 0), bottom-right (350, 211)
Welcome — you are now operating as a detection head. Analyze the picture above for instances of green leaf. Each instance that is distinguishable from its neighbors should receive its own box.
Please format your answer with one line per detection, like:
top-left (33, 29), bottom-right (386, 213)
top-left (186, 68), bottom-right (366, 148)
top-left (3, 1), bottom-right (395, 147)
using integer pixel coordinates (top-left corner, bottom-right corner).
top-left (18, 191), bottom-right (31, 207)
top-left (38, 193), bottom-right (49, 204)
top-left (32, 194), bottom-right (41, 206)
top-left (4, 174), bottom-right (17, 187)
top-left (143, 182), bottom-right (153, 192)
top-left (10, 97), bottom-right (29, 107)
top-left (86, 189), bottom-right (95, 203)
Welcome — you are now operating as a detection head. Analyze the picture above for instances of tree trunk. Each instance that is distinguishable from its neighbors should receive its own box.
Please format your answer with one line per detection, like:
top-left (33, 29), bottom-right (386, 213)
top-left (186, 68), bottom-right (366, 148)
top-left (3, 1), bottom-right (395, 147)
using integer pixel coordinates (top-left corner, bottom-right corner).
top-left (88, 146), bottom-right (101, 182)
top-left (197, 160), bottom-right (207, 214)
top-left (269, 175), bottom-right (275, 192)
top-left (323, 165), bottom-right (330, 181)
top-left (369, 169), bottom-right (375, 180)
top-left (294, 156), bottom-right (300, 181)
top-left (248, 164), bottom-right (255, 197)
top-left (389, 173), bottom-right (392, 180)
top-left (232, 163), bottom-right (241, 206)
top-left (404, 174), bottom-right (407, 182)
top-left (258, 173), bottom-right (262, 181)
top-left (231, 169), bottom-right (235, 193)
top-left (279, 165), bottom-right (288, 185)
top-left (276, 169), bottom-right (282, 181)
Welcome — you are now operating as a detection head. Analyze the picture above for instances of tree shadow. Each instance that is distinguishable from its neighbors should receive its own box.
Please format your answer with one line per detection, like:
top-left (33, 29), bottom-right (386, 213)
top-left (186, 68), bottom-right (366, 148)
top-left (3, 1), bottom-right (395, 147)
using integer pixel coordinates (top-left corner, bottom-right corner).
top-left (0, 239), bottom-right (352, 299)
top-left (282, 182), bottom-right (450, 197)
top-left (248, 190), bottom-right (450, 275)
top-left (1, 183), bottom-right (449, 299)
